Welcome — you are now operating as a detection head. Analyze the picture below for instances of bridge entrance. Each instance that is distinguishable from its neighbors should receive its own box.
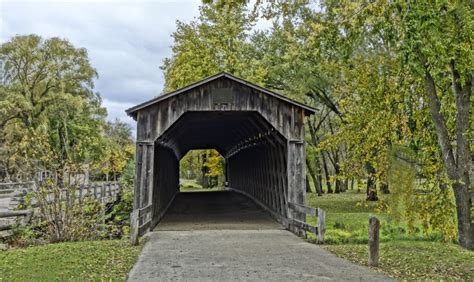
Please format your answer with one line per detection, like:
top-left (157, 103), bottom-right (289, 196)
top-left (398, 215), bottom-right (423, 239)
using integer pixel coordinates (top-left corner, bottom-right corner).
top-left (126, 72), bottom-right (315, 238)
top-left (155, 191), bottom-right (281, 231)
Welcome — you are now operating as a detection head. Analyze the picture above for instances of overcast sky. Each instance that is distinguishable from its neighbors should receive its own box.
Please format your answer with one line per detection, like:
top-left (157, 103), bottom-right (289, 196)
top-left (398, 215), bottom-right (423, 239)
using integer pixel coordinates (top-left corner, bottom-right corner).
top-left (0, 0), bottom-right (202, 129)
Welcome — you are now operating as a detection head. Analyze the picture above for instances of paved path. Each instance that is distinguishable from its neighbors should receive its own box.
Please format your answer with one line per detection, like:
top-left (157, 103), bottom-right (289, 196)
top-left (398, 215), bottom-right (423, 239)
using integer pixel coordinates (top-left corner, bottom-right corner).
top-left (128, 191), bottom-right (391, 281)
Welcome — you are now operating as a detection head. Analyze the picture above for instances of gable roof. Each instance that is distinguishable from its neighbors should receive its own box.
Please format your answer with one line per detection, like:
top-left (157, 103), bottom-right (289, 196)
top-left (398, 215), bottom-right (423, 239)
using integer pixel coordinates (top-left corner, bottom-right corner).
top-left (125, 72), bottom-right (317, 119)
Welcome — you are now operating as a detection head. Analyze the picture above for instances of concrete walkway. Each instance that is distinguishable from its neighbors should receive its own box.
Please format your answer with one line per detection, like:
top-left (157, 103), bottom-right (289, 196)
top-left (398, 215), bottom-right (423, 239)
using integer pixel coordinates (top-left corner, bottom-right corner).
top-left (128, 191), bottom-right (391, 281)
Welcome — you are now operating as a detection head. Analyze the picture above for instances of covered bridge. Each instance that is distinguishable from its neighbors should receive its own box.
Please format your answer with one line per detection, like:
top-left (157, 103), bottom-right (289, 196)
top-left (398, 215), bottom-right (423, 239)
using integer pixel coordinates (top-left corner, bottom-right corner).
top-left (126, 72), bottom-right (316, 240)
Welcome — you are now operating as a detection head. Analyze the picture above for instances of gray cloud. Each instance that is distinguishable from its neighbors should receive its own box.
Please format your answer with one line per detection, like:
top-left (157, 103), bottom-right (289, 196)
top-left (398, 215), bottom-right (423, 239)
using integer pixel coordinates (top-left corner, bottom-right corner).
top-left (0, 0), bottom-right (201, 128)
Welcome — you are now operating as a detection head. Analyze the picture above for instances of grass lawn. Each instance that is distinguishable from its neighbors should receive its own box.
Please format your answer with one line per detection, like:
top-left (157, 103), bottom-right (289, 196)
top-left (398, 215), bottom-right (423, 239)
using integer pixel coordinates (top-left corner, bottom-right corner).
top-left (305, 190), bottom-right (474, 280)
top-left (179, 178), bottom-right (223, 192)
top-left (323, 241), bottom-right (474, 280)
top-left (0, 240), bottom-right (142, 281)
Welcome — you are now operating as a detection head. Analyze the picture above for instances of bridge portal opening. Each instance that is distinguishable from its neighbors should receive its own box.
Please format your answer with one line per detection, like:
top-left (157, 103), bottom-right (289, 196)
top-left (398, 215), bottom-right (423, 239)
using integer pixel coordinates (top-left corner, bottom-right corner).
top-left (149, 111), bottom-right (289, 229)
top-left (179, 149), bottom-right (225, 192)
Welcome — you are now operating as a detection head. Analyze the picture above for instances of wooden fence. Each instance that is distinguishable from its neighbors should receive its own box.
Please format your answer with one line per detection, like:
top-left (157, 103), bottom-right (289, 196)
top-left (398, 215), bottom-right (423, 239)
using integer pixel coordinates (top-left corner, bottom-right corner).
top-left (289, 202), bottom-right (326, 243)
top-left (0, 210), bottom-right (33, 231)
top-left (129, 204), bottom-right (152, 245)
top-left (0, 181), bottom-right (121, 232)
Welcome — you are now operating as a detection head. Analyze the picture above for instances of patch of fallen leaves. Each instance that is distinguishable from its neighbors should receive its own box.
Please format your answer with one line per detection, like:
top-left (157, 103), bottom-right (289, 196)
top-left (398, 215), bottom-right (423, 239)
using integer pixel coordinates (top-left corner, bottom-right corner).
top-left (322, 241), bottom-right (474, 280)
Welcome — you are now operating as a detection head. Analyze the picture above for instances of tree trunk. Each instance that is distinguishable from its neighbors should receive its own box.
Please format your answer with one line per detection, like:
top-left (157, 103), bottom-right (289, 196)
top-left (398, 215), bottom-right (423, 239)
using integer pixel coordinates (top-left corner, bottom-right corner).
top-left (321, 152), bottom-right (332, 193)
top-left (305, 176), bottom-right (312, 193)
top-left (423, 63), bottom-right (473, 249)
top-left (306, 159), bottom-right (322, 196)
top-left (306, 118), bottom-right (325, 195)
top-left (366, 163), bottom-right (378, 201)
top-left (380, 182), bottom-right (390, 194)
top-left (334, 162), bottom-right (344, 193)
top-left (453, 182), bottom-right (473, 249)
top-left (342, 179), bottom-right (348, 192)
top-left (312, 155), bottom-right (324, 195)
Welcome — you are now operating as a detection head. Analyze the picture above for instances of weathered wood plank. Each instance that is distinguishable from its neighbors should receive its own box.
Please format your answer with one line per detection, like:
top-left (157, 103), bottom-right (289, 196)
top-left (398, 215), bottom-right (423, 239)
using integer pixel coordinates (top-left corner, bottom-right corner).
top-left (292, 218), bottom-right (317, 234)
top-left (288, 202), bottom-right (317, 217)
top-left (317, 208), bottom-right (326, 244)
top-left (368, 216), bottom-right (380, 266)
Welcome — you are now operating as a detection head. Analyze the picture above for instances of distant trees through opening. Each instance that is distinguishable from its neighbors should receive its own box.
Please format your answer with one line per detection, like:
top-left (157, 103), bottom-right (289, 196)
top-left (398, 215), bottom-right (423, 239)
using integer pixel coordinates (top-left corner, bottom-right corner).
top-left (179, 149), bottom-right (225, 191)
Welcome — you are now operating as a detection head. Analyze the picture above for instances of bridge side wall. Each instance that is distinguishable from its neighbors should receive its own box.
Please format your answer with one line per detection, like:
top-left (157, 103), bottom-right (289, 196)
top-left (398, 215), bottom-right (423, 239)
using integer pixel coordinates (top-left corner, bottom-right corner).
top-left (150, 144), bottom-right (179, 228)
top-left (227, 132), bottom-right (289, 224)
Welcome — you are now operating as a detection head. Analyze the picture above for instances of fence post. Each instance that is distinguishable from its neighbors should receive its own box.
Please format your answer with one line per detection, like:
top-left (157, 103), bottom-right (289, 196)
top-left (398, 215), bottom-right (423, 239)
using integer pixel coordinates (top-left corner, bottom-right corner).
top-left (93, 184), bottom-right (97, 199)
top-left (21, 210), bottom-right (34, 225)
top-left (368, 216), bottom-right (380, 267)
top-left (78, 184), bottom-right (83, 204)
top-left (317, 208), bottom-right (326, 244)
top-left (101, 183), bottom-right (105, 199)
top-left (130, 209), bottom-right (139, 245)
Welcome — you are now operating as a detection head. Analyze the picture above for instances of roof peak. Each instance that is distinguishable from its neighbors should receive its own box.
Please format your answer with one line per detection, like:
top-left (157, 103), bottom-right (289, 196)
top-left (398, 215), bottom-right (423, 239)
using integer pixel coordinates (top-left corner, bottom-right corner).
top-left (126, 72), bottom-right (316, 118)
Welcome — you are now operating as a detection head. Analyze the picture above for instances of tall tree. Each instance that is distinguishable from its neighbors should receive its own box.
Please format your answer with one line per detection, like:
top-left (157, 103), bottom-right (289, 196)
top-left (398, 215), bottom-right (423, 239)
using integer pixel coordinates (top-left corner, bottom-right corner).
top-left (394, 0), bottom-right (473, 249)
top-left (161, 0), bottom-right (263, 91)
top-left (0, 35), bottom-right (106, 177)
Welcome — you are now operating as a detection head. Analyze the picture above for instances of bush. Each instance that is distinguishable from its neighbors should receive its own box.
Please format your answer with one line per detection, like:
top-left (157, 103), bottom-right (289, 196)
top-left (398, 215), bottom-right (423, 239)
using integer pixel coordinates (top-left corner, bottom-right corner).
top-left (100, 159), bottom-right (134, 239)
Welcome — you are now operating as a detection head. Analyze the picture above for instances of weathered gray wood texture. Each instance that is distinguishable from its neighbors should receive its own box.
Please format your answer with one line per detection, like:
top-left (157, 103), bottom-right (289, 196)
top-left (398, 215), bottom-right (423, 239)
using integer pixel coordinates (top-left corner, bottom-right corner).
top-left (128, 74), bottom-right (314, 234)
top-left (368, 216), bottom-right (380, 266)
top-left (135, 77), bottom-right (306, 143)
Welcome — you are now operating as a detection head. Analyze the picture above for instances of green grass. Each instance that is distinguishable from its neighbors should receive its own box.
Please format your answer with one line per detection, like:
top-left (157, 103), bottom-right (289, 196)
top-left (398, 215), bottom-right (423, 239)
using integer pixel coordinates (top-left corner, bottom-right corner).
top-left (305, 190), bottom-right (474, 280)
top-left (305, 190), bottom-right (442, 244)
top-left (0, 240), bottom-right (142, 281)
top-left (323, 241), bottom-right (474, 280)
top-left (179, 178), bottom-right (223, 192)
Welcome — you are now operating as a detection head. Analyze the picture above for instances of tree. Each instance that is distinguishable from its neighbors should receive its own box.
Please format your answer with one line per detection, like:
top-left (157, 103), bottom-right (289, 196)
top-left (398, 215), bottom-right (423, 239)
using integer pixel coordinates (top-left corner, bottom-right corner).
top-left (161, 0), bottom-right (264, 91)
top-left (0, 35), bottom-right (106, 178)
top-left (97, 119), bottom-right (135, 181)
top-left (394, 0), bottom-right (473, 249)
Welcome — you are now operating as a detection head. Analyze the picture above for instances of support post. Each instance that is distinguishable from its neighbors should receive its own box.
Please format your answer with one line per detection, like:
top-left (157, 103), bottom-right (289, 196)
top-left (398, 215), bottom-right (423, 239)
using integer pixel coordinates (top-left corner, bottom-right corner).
top-left (101, 183), bottom-right (105, 199)
top-left (317, 208), bottom-right (326, 244)
top-left (130, 209), bottom-right (139, 245)
top-left (93, 184), bottom-right (98, 199)
top-left (368, 216), bottom-right (380, 267)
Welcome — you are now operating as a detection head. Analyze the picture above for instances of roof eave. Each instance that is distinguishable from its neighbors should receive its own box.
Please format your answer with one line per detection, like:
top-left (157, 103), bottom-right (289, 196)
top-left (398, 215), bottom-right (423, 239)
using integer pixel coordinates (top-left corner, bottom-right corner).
top-left (125, 72), bottom-right (317, 118)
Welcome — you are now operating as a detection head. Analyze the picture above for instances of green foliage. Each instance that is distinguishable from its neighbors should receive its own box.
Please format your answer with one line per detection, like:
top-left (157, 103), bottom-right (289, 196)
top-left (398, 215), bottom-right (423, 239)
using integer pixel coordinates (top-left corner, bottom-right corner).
top-left (0, 240), bottom-right (142, 281)
top-left (0, 35), bottom-right (106, 177)
top-left (306, 190), bottom-right (451, 244)
top-left (101, 159), bottom-right (136, 239)
top-left (161, 0), bottom-right (263, 91)
top-left (180, 150), bottom-right (203, 180)
top-left (95, 119), bottom-right (135, 181)
top-left (0, 34), bottom-right (136, 244)
top-left (382, 146), bottom-right (457, 241)
top-left (31, 178), bottom-right (105, 243)
top-left (180, 149), bottom-right (224, 188)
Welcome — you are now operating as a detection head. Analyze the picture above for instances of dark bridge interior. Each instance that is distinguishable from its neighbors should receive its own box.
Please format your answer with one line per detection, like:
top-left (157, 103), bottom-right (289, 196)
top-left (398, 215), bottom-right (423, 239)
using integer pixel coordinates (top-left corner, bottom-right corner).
top-left (151, 111), bottom-right (288, 228)
top-left (155, 191), bottom-right (282, 231)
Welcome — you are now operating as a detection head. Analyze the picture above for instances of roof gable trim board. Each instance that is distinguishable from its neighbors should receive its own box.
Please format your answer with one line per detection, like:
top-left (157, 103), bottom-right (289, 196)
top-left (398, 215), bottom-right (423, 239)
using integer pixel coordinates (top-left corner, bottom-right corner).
top-left (125, 72), bottom-right (317, 118)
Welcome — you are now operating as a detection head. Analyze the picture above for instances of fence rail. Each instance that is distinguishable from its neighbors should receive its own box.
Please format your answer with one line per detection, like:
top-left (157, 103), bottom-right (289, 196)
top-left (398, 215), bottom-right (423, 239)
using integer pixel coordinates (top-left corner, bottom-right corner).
top-left (0, 181), bottom-right (121, 232)
top-left (0, 210), bottom-right (33, 231)
top-left (289, 202), bottom-right (326, 244)
top-left (130, 204), bottom-right (152, 245)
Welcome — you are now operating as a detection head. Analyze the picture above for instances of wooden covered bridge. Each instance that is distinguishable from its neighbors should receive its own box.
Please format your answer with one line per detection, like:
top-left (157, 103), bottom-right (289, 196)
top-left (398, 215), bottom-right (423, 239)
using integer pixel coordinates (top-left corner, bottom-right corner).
top-left (126, 72), bottom-right (317, 241)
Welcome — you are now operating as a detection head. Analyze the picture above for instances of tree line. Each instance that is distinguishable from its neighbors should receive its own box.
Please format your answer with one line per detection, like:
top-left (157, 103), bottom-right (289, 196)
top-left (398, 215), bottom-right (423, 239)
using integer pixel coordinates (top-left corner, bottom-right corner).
top-left (0, 35), bottom-right (134, 183)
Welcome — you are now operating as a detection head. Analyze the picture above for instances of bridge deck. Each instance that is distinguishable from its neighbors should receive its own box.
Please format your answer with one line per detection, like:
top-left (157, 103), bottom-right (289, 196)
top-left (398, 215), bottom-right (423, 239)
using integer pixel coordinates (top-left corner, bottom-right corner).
top-left (153, 191), bottom-right (282, 231)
